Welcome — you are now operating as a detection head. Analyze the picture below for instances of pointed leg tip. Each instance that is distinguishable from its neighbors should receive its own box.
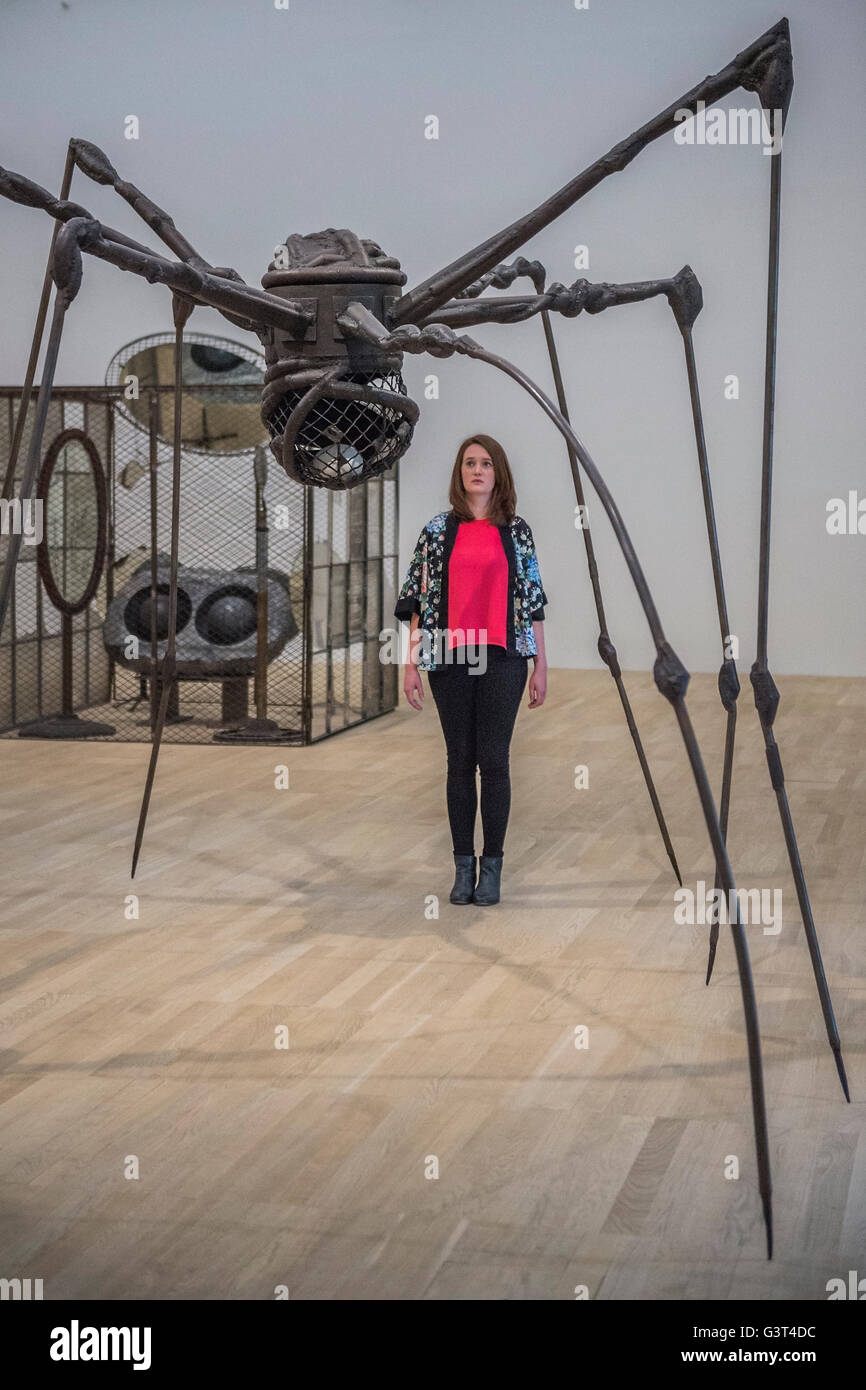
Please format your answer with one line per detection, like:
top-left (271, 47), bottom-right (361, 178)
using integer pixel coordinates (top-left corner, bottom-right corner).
top-left (763, 1200), bottom-right (773, 1261)
top-left (833, 1049), bottom-right (851, 1102)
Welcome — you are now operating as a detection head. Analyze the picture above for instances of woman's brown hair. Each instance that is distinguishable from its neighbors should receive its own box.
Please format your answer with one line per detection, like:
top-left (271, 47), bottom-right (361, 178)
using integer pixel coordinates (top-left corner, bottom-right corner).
top-left (448, 434), bottom-right (517, 526)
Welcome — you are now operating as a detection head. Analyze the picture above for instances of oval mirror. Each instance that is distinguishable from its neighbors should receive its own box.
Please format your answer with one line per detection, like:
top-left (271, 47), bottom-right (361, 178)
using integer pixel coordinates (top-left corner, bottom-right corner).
top-left (37, 429), bottom-right (107, 615)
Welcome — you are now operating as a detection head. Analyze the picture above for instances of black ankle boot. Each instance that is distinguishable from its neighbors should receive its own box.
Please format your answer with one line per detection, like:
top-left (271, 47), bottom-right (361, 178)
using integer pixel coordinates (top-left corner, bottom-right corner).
top-left (450, 853), bottom-right (477, 904)
top-left (473, 854), bottom-right (503, 905)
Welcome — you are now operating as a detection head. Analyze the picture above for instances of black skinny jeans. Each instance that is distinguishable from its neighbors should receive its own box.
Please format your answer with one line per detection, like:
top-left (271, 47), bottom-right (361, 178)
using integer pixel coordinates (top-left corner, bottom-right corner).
top-left (427, 645), bottom-right (528, 857)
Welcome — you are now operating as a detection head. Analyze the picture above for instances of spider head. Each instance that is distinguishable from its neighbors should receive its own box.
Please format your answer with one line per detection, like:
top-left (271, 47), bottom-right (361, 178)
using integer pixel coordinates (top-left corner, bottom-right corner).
top-left (259, 229), bottom-right (418, 490)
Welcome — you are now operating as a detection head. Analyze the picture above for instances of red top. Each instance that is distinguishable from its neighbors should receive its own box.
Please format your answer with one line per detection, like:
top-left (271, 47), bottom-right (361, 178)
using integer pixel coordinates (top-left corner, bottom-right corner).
top-left (447, 518), bottom-right (508, 650)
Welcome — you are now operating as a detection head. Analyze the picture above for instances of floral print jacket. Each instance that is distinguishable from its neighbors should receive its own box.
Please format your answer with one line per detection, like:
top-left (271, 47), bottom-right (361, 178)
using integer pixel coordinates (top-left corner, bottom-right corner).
top-left (394, 510), bottom-right (548, 671)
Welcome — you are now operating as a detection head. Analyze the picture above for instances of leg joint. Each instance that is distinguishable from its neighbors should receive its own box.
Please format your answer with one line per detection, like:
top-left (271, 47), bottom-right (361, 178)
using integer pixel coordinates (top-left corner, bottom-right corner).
top-left (653, 641), bottom-right (690, 704)
top-left (718, 658), bottom-right (740, 712)
top-left (750, 663), bottom-right (780, 726)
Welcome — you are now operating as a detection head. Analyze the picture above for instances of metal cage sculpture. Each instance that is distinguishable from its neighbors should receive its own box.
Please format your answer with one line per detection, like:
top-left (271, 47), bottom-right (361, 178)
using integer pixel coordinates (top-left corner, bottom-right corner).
top-left (0, 17), bottom-right (849, 1258)
top-left (0, 383), bottom-right (398, 744)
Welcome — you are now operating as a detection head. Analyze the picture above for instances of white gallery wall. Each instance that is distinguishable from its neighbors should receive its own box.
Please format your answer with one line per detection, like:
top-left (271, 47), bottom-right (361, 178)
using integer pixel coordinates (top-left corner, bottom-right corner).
top-left (0, 0), bottom-right (863, 675)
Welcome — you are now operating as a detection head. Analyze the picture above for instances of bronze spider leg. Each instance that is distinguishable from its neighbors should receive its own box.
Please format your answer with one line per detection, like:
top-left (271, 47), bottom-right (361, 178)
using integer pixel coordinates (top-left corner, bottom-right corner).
top-left (422, 256), bottom-right (685, 886)
top-left (575, 115), bottom-right (849, 1105)
top-left (411, 264), bottom-right (687, 330)
top-left (341, 300), bottom-right (773, 1257)
top-left (64, 139), bottom-right (260, 335)
top-left (392, 17), bottom-right (792, 324)
top-left (131, 288), bottom-right (193, 877)
top-left (615, 265), bottom-right (843, 1104)
top-left (750, 112), bottom-right (850, 1102)
top-left (664, 282), bottom-right (741, 987)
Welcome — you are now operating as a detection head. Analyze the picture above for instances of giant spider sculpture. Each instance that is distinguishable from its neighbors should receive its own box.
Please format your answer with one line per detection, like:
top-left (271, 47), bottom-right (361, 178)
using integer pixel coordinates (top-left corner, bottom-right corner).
top-left (0, 17), bottom-right (849, 1260)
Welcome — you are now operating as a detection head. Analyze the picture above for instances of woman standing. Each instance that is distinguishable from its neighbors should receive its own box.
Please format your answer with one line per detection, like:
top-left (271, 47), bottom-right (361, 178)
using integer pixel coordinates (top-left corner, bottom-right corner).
top-left (394, 434), bottom-right (548, 906)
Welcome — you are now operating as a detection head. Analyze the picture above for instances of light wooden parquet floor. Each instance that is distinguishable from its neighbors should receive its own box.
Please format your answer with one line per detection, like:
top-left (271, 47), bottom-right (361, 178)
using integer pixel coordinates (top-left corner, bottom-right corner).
top-left (0, 669), bottom-right (863, 1300)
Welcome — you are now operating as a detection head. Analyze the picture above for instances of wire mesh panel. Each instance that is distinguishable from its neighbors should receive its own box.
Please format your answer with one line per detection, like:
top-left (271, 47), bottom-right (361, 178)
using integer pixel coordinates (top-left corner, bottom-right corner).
top-left (0, 374), bottom-right (400, 744)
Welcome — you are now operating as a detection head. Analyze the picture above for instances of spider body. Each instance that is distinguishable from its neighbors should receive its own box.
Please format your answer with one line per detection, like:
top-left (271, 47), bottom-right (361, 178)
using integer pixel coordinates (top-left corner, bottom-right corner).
top-left (256, 228), bottom-right (417, 489)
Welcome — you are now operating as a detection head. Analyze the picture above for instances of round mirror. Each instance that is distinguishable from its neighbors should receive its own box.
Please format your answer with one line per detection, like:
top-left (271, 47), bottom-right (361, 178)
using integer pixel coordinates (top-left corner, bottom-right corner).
top-left (37, 430), bottom-right (107, 616)
top-left (106, 332), bottom-right (268, 456)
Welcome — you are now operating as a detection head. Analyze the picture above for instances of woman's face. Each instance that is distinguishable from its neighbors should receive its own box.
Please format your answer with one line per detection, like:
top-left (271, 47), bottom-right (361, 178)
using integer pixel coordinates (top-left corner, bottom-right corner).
top-left (461, 445), bottom-right (495, 505)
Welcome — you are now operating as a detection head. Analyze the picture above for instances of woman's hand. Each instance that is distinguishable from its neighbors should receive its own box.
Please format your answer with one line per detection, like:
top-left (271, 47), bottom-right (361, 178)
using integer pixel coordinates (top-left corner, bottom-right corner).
top-left (528, 658), bottom-right (547, 708)
top-left (403, 664), bottom-right (425, 710)
top-left (402, 611), bottom-right (425, 710)
top-left (529, 620), bottom-right (547, 708)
